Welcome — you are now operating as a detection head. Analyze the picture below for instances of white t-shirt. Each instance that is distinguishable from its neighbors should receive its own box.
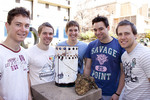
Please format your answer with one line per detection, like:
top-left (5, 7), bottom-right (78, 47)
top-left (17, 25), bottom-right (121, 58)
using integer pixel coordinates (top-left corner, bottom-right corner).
top-left (122, 44), bottom-right (150, 100)
top-left (27, 45), bottom-right (55, 86)
top-left (0, 44), bottom-right (29, 100)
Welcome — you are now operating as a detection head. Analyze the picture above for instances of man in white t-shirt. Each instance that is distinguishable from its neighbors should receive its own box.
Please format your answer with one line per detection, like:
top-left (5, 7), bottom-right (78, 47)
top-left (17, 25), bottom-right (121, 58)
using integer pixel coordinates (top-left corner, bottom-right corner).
top-left (0, 7), bottom-right (32, 100)
top-left (27, 22), bottom-right (55, 86)
top-left (116, 20), bottom-right (150, 100)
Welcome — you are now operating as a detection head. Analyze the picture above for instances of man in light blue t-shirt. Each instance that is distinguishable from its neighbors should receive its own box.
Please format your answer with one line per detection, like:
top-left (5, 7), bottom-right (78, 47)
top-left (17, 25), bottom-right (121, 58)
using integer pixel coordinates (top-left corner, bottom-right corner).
top-left (57, 21), bottom-right (87, 74)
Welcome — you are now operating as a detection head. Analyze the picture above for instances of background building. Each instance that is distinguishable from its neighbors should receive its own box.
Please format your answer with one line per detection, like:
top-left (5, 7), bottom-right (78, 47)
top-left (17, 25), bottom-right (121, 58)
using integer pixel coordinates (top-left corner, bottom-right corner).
top-left (74, 0), bottom-right (150, 34)
top-left (1, 0), bottom-right (150, 47)
top-left (0, 0), bottom-right (73, 47)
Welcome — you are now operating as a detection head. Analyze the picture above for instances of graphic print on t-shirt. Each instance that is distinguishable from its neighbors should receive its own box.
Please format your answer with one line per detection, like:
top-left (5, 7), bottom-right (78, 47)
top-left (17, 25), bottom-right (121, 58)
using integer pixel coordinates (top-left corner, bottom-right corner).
top-left (19, 55), bottom-right (28, 71)
top-left (95, 54), bottom-right (108, 72)
top-left (91, 54), bottom-right (111, 81)
top-left (39, 55), bottom-right (55, 80)
top-left (90, 44), bottom-right (122, 81)
top-left (5, 55), bottom-right (28, 71)
top-left (123, 58), bottom-right (138, 83)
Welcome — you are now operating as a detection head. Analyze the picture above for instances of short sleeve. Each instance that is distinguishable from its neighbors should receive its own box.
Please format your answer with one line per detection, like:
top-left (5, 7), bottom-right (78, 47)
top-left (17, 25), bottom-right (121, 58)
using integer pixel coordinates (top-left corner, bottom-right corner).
top-left (139, 50), bottom-right (150, 78)
top-left (25, 49), bottom-right (31, 66)
top-left (84, 43), bottom-right (92, 59)
top-left (120, 47), bottom-right (125, 63)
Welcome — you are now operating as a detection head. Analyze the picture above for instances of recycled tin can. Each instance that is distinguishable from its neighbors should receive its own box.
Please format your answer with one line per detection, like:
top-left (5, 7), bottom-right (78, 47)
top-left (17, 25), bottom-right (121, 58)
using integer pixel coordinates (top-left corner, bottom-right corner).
top-left (55, 46), bottom-right (78, 87)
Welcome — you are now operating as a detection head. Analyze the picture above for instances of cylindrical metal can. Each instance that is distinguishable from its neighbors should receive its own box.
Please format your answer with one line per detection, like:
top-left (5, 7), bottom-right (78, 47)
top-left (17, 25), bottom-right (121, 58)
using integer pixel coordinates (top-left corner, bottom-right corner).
top-left (55, 46), bottom-right (78, 87)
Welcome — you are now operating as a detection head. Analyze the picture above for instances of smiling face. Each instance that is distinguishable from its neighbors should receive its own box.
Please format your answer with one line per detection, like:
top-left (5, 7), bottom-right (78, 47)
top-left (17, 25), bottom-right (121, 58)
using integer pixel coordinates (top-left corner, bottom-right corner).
top-left (39, 26), bottom-right (54, 46)
top-left (93, 21), bottom-right (110, 42)
top-left (6, 15), bottom-right (30, 44)
top-left (66, 26), bottom-right (79, 42)
top-left (117, 25), bottom-right (137, 53)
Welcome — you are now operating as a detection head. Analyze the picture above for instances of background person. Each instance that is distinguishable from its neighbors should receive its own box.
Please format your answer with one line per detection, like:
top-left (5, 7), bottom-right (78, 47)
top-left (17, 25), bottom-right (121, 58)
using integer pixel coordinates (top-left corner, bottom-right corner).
top-left (57, 20), bottom-right (88, 74)
top-left (84, 16), bottom-right (125, 100)
top-left (27, 22), bottom-right (55, 86)
top-left (0, 7), bottom-right (32, 100)
top-left (116, 20), bottom-right (150, 100)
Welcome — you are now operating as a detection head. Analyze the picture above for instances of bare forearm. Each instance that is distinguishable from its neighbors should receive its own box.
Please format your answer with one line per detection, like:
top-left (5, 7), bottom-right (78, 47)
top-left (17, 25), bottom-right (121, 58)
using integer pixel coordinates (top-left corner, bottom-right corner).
top-left (84, 67), bottom-right (91, 76)
top-left (83, 58), bottom-right (92, 76)
top-left (116, 64), bottom-right (125, 94)
top-left (111, 69), bottom-right (125, 100)
top-left (116, 72), bottom-right (125, 94)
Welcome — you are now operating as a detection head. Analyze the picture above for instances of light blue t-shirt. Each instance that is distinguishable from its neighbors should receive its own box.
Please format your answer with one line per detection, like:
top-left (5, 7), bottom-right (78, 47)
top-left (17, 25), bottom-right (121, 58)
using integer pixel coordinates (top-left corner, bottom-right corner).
top-left (57, 41), bottom-right (88, 74)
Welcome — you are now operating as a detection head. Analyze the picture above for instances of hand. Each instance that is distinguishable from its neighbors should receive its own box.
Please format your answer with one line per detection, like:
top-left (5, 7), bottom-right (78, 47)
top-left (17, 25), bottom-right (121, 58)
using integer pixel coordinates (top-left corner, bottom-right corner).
top-left (110, 93), bottom-right (119, 100)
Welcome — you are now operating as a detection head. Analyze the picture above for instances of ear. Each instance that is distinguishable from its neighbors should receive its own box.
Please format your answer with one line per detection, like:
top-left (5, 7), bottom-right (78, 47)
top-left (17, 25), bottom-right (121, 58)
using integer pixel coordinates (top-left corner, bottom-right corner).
top-left (66, 31), bottom-right (69, 36)
top-left (134, 34), bottom-right (137, 40)
top-left (38, 33), bottom-right (41, 37)
top-left (5, 22), bottom-right (10, 33)
top-left (5, 22), bottom-right (9, 30)
top-left (107, 26), bottom-right (110, 31)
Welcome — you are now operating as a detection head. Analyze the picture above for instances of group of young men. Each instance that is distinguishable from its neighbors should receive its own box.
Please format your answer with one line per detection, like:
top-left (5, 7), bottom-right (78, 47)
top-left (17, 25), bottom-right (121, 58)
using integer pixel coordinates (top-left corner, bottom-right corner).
top-left (0, 6), bottom-right (149, 100)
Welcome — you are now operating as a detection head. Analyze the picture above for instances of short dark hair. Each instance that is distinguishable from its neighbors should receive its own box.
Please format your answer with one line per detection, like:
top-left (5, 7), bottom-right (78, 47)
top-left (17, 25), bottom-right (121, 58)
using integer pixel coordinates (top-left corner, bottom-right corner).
top-left (38, 22), bottom-right (54, 34)
top-left (92, 15), bottom-right (109, 28)
top-left (65, 20), bottom-right (80, 33)
top-left (7, 7), bottom-right (30, 24)
top-left (116, 20), bottom-right (137, 35)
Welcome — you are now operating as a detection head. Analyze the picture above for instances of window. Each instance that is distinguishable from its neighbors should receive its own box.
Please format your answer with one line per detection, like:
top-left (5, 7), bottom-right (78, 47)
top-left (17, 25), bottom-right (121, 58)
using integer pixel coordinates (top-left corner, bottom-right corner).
top-left (66, 0), bottom-right (70, 5)
top-left (58, 6), bottom-right (61, 11)
top-left (45, 4), bottom-right (49, 9)
top-left (148, 13), bottom-right (150, 17)
top-left (68, 1), bottom-right (70, 5)
top-left (31, 1), bottom-right (33, 20)
top-left (15, 0), bottom-right (20, 3)
top-left (148, 8), bottom-right (150, 18)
